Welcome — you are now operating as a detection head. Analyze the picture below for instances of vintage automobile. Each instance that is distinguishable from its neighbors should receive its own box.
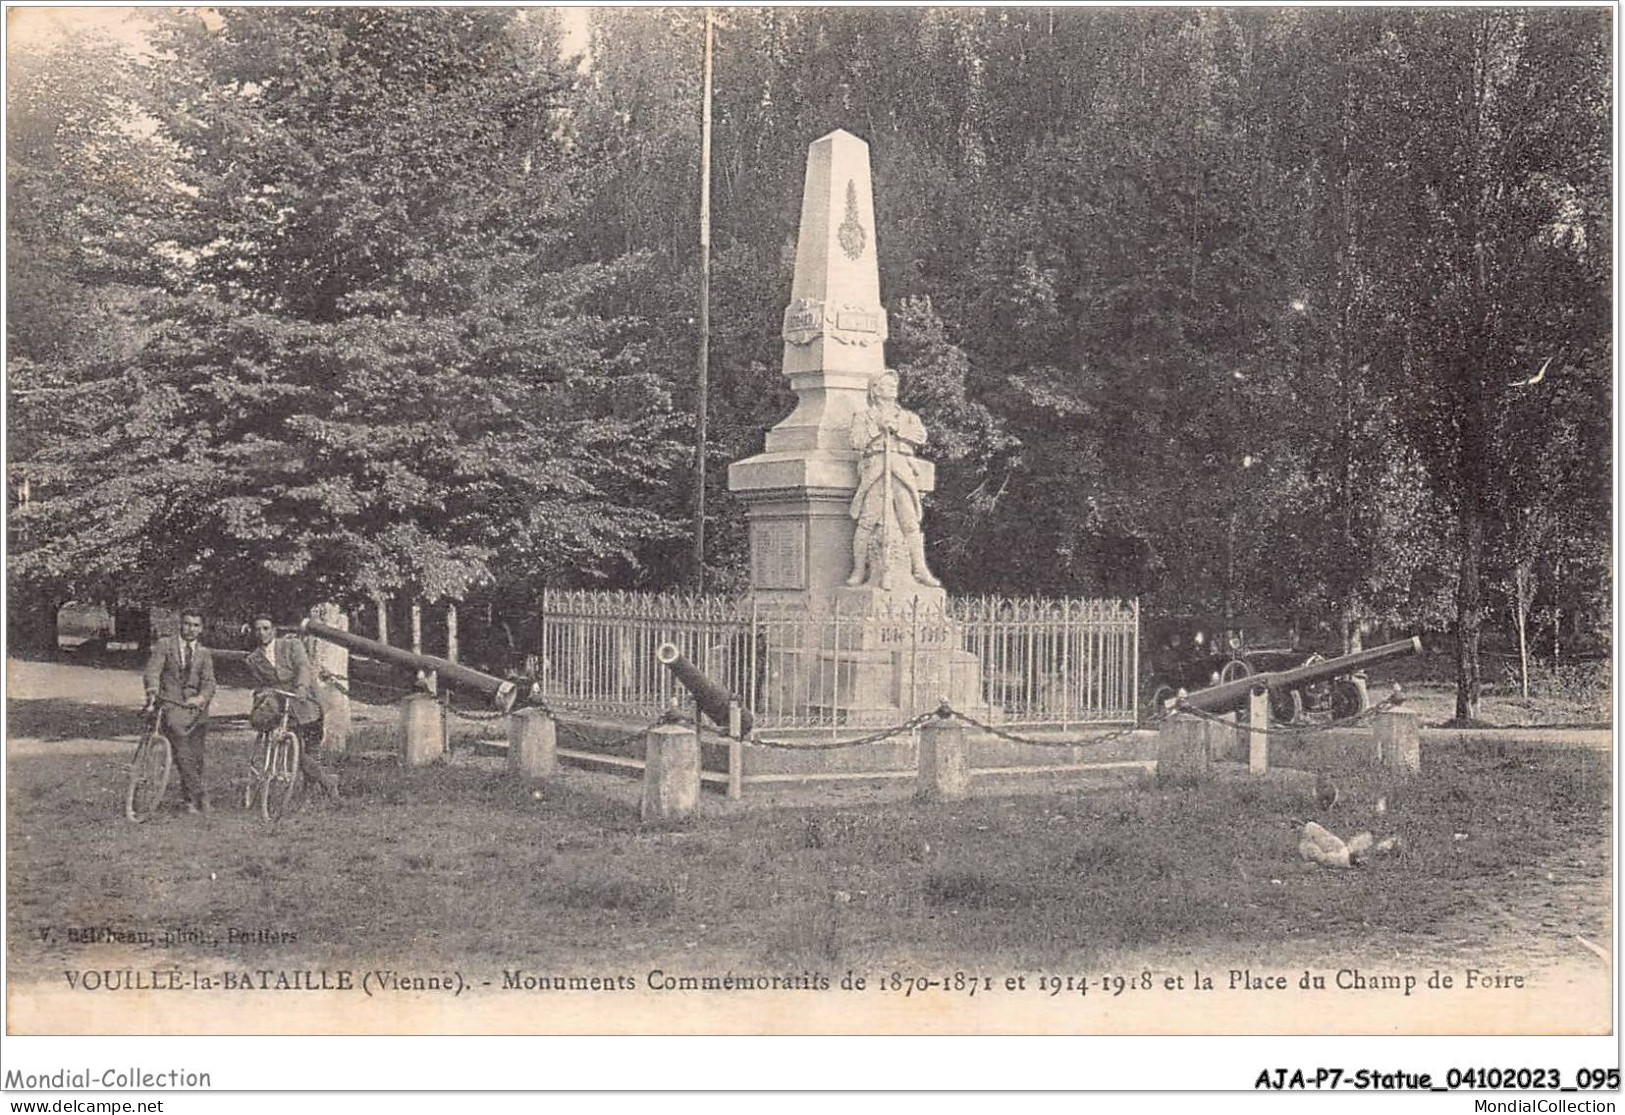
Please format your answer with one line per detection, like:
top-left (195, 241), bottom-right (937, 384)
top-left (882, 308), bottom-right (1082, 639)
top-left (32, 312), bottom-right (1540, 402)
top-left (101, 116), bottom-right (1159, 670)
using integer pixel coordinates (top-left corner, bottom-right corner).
top-left (1140, 613), bottom-right (1371, 723)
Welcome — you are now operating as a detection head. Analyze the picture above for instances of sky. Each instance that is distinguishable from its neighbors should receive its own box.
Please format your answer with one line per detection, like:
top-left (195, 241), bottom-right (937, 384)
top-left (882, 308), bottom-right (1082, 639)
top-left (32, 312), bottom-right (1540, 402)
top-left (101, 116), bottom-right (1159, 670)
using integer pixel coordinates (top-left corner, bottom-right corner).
top-left (6, 3), bottom-right (595, 58)
top-left (7, 5), bottom-right (156, 51)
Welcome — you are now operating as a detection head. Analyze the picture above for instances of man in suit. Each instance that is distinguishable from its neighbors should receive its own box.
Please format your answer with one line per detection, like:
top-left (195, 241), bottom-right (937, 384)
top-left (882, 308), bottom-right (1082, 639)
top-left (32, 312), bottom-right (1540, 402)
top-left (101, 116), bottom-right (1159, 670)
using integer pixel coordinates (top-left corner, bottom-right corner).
top-left (245, 614), bottom-right (340, 801)
top-left (142, 609), bottom-right (217, 813)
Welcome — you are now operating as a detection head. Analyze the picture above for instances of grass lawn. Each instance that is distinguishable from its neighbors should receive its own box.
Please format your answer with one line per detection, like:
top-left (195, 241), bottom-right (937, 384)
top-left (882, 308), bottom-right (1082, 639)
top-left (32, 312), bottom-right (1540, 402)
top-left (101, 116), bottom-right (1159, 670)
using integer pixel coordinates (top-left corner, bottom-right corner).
top-left (5, 656), bottom-right (1612, 1034)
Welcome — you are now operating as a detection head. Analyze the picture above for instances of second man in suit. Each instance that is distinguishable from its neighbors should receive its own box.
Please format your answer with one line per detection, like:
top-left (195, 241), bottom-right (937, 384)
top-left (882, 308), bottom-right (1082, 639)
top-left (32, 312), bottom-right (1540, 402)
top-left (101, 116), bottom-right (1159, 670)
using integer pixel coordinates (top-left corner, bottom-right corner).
top-left (246, 615), bottom-right (341, 801)
top-left (142, 609), bottom-right (217, 813)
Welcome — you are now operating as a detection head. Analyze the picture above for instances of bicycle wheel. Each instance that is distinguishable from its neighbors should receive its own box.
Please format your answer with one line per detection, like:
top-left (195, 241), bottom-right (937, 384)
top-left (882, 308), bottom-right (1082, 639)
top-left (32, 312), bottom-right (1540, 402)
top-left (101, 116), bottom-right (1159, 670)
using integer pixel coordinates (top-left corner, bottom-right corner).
top-left (1329, 678), bottom-right (1368, 720)
top-left (261, 729), bottom-right (302, 821)
top-left (1271, 686), bottom-right (1305, 725)
top-left (1140, 682), bottom-right (1175, 724)
top-left (242, 730), bottom-right (271, 812)
top-left (124, 732), bottom-right (172, 823)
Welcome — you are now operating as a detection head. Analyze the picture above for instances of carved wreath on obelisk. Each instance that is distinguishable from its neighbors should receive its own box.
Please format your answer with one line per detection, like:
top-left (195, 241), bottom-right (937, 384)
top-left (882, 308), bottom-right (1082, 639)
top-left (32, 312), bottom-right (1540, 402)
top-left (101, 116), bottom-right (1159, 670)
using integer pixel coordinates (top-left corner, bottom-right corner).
top-left (847, 370), bottom-right (941, 590)
top-left (837, 179), bottom-right (867, 260)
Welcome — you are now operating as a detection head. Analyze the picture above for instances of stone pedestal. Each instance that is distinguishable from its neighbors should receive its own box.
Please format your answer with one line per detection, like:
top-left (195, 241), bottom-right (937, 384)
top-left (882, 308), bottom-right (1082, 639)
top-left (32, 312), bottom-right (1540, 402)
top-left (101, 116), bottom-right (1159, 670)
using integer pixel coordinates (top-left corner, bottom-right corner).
top-left (400, 693), bottom-right (444, 767)
top-left (916, 715), bottom-right (969, 802)
top-left (1156, 713), bottom-right (1213, 783)
top-left (306, 603), bottom-right (350, 754)
top-left (1247, 687), bottom-right (1270, 775)
top-left (642, 721), bottom-right (700, 824)
top-left (509, 708), bottom-right (556, 781)
top-left (755, 591), bottom-right (988, 728)
top-left (1375, 708), bottom-right (1422, 773)
top-left (1212, 711), bottom-right (1243, 762)
top-left (737, 484), bottom-right (861, 609)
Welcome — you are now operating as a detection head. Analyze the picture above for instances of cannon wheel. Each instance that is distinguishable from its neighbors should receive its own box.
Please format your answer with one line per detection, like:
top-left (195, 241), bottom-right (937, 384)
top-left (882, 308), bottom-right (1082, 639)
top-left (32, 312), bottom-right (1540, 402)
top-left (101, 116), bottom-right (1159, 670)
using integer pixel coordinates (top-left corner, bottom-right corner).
top-left (1219, 658), bottom-right (1253, 684)
top-left (1271, 687), bottom-right (1304, 724)
top-left (1144, 683), bottom-right (1178, 721)
top-left (1330, 678), bottom-right (1368, 720)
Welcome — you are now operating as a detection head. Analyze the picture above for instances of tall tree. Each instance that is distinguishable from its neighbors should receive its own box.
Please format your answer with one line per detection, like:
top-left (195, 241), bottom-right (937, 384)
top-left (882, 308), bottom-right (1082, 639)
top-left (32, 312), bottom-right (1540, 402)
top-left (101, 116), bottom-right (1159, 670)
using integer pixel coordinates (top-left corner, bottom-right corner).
top-left (7, 27), bottom-right (176, 645)
top-left (1379, 8), bottom-right (1611, 718)
top-left (1236, 10), bottom-right (1456, 648)
top-left (10, 9), bottom-right (686, 619)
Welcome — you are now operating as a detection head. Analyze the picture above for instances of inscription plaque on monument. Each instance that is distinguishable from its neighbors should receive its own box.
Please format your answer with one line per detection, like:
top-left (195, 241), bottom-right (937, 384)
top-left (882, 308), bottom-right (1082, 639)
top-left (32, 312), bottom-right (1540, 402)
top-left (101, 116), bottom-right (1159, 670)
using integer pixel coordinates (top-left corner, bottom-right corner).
top-left (752, 521), bottom-right (807, 590)
top-left (782, 298), bottom-right (824, 345)
top-left (835, 308), bottom-right (881, 333)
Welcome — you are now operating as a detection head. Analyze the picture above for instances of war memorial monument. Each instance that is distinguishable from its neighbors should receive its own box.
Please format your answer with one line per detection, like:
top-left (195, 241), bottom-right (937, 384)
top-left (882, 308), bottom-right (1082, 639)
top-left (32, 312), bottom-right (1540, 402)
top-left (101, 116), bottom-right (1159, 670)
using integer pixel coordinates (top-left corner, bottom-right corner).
top-left (728, 129), bottom-right (988, 730)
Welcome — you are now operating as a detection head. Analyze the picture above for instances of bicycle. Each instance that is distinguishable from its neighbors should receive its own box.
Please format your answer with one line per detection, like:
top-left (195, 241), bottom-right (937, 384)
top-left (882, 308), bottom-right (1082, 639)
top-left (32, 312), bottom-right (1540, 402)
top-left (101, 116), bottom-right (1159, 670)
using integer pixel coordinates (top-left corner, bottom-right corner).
top-left (242, 688), bottom-right (303, 822)
top-left (124, 698), bottom-right (185, 823)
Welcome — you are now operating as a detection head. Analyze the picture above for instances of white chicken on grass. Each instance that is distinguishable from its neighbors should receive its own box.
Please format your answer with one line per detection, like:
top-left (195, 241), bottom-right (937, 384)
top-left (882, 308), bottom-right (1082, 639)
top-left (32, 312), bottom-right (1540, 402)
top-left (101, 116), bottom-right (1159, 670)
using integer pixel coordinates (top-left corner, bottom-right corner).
top-left (1298, 821), bottom-right (1374, 869)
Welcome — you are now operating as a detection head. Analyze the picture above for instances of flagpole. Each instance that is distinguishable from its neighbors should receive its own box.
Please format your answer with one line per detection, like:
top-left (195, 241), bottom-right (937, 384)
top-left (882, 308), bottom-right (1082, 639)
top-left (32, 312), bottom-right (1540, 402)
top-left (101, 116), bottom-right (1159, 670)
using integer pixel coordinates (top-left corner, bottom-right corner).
top-left (692, 7), bottom-right (714, 591)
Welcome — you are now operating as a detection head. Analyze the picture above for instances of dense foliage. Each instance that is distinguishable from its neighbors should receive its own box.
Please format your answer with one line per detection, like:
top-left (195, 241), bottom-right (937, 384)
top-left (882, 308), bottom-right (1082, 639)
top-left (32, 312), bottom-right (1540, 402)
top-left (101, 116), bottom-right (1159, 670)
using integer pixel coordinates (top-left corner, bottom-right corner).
top-left (8, 8), bottom-right (1610, 716)
top-left (10, 9), bottom-right (685, 624)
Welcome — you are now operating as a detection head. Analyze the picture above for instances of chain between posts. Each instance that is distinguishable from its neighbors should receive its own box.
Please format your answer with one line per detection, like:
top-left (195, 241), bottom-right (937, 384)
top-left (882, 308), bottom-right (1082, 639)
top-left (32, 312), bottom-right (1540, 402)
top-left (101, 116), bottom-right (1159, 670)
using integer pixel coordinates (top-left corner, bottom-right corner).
top-left (315, 671), bottom-right (416, 703)
top-left (441, 703), bottom-right (509, 723)
top-left (942, 707), bottom-right (1151, 750)
top-left (555, 720), bottom-right (656, 754)
top-left (696, 710), bottom-right (939, 751)
top-left (321, 669), bottom-right (525, 727)
top-left (326, 687), bottom-right (1386, 753)
top-left (1170, 693), bottom-right (1403, 739)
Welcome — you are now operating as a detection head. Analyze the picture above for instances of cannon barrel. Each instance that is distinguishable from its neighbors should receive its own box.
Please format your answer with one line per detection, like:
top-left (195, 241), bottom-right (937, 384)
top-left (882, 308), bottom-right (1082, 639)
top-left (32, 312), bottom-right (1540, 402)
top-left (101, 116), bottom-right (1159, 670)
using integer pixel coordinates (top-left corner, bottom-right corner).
top-left (655, 643), bottom-right (754, 736)
top-left (1175, 636), bottom-right (1422, 716)
top-left (301, 618), bottom-right (521, 713)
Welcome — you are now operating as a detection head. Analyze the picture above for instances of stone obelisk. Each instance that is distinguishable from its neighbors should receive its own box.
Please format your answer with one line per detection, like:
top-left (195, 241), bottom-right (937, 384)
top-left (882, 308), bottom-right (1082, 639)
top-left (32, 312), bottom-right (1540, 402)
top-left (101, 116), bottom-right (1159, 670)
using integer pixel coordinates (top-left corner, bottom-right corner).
top-left (728, 129), bottom-right (934, 610)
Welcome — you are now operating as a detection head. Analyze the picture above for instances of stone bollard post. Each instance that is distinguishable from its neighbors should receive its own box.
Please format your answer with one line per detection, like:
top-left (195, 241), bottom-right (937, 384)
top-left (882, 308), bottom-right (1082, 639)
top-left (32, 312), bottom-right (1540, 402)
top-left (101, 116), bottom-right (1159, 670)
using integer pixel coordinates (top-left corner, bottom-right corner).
top-left (1374, 707), bottom-right (1422, 774)
top-left (915, 713), bottom-right (969, 802)
top-left (400, 692), bottom-right (444, 767)
top-left (307, 602), bottom-right (350, 755)
top-left (726, 701), bottom-right (744, 802)
top-left (642, 720), bottom-right (700, 824)
top-left (508, 708), bottom-right (556, 781)
top-left (1213, 711), bottom-right (1245, 762)
top-left (1156, 713), bottom-right (1212, 783)
top-left (1248, 685), bottom-right (1270, 775)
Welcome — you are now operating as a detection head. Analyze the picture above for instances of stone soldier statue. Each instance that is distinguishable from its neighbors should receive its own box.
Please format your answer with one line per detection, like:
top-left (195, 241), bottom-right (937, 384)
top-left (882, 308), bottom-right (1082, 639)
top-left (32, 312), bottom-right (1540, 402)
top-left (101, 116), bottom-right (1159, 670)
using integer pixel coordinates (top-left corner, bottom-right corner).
top-left (846, 369), bottom-right (941, 589)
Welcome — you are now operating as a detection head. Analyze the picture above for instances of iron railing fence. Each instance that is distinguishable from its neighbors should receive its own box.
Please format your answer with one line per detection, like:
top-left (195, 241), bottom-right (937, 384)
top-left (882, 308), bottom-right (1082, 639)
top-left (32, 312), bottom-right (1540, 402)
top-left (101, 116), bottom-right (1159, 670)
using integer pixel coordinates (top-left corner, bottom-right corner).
top-left (535, 589), bottom-right (1138, 733)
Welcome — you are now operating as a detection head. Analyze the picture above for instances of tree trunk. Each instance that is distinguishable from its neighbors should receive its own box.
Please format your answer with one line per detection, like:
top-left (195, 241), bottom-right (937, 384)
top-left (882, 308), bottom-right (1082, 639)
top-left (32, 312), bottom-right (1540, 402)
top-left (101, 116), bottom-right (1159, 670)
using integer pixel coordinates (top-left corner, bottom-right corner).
top-left (1513, 561), bottom-right (1534, 699)
top-left (1451, 13), bottom-right (1495, 726)
top-left (1454, 506), bottom-right (1484, 721)
top-left (1549, 559), bottom-right (1564, 663)
top-left (10, 595), bottom-right (63, 656)
top-left (1516, 608), bottom-right (1529, 699)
